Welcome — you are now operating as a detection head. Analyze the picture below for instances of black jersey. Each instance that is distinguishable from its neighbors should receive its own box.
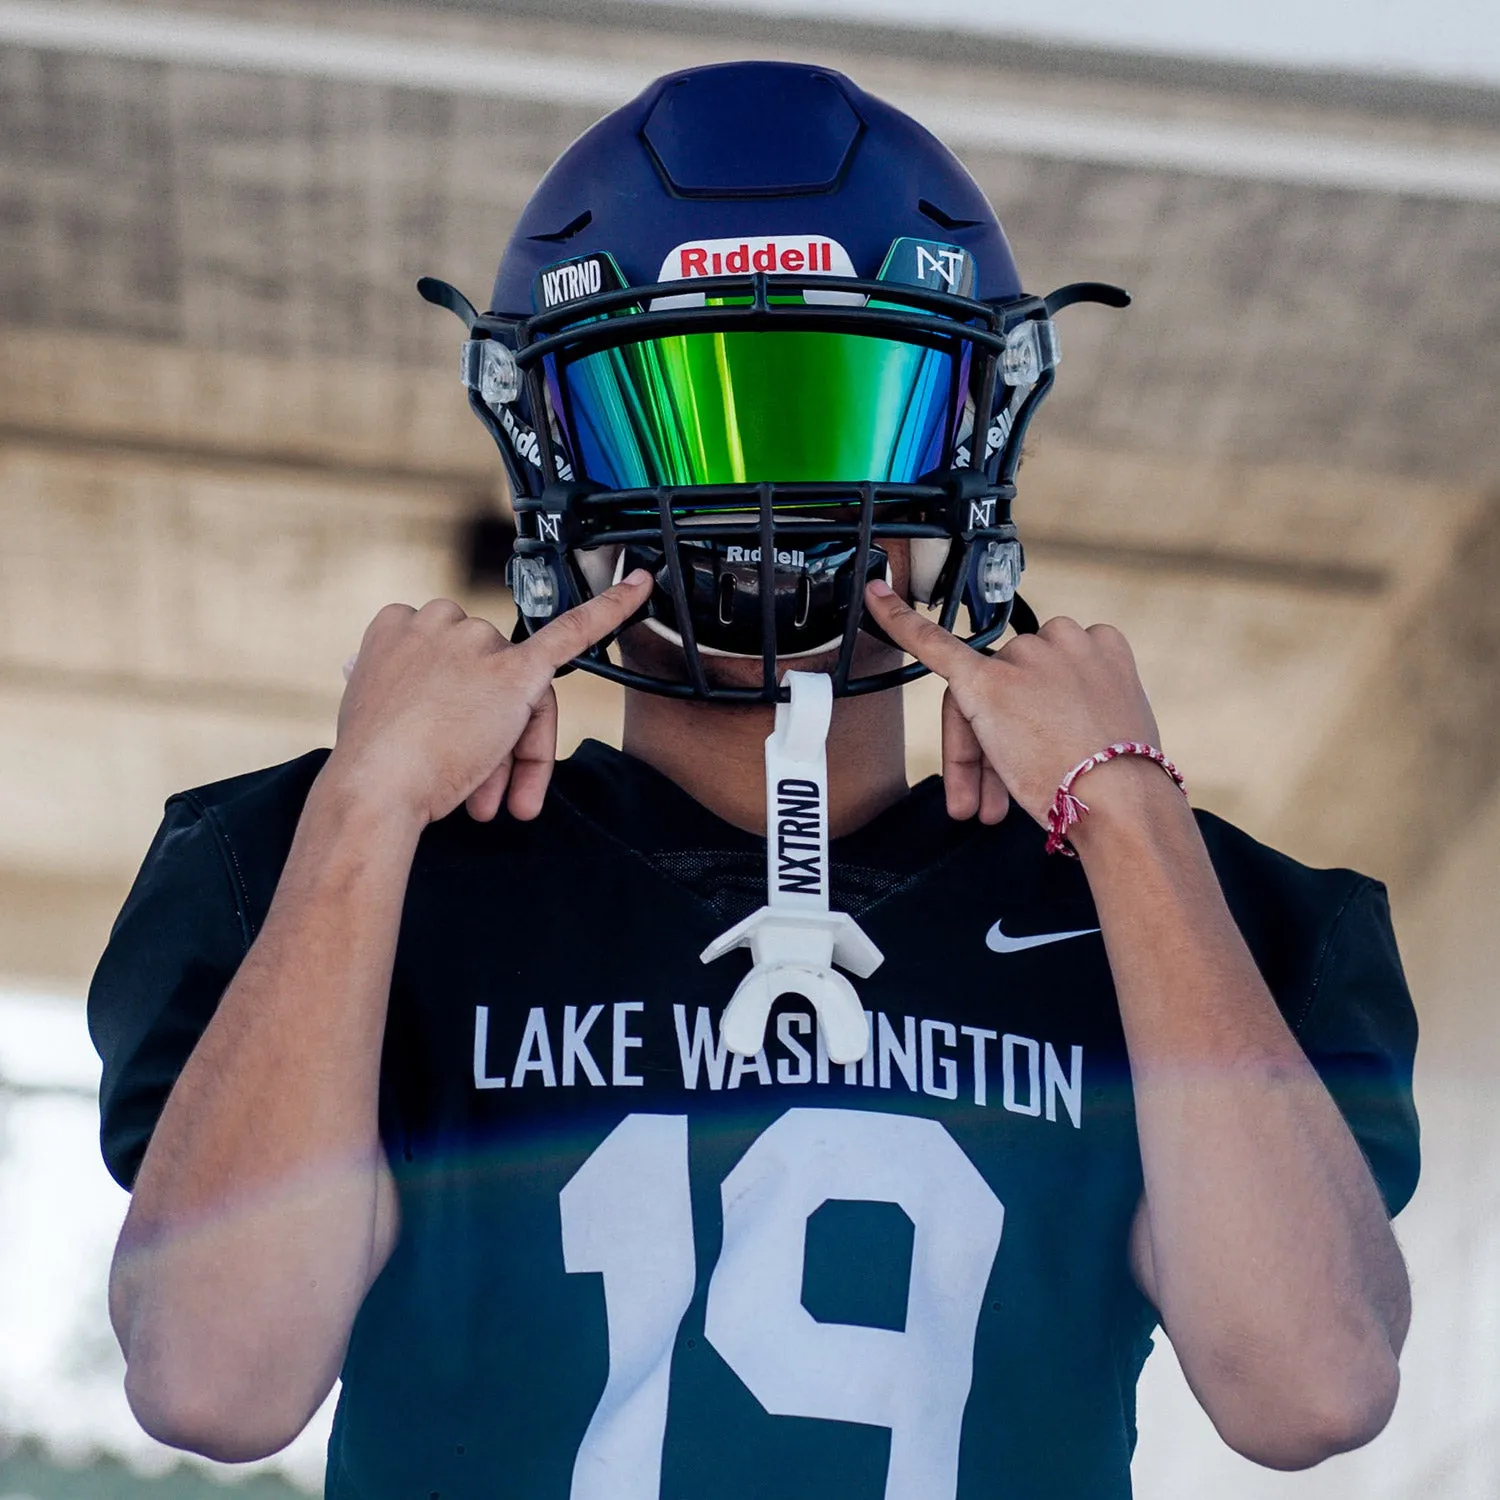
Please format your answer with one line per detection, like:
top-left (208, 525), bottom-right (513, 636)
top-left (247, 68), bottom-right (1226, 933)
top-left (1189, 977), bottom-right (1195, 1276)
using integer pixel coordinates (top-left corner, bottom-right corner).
top-left (88, 741), bottom-right (1419, 1500)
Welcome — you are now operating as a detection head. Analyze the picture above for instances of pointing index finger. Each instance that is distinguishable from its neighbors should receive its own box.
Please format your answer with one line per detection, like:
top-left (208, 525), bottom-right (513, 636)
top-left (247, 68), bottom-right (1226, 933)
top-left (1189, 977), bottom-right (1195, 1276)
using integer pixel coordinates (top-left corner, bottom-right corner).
top-left (863, 580), bottom-right (984, 684)
top-left (521, 567), bottom-right (654, 674)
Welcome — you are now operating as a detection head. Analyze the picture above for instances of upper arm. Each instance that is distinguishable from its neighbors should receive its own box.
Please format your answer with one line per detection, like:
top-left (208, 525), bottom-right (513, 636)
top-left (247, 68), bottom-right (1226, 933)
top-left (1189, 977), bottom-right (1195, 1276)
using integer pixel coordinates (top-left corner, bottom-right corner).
top-left (1123, 876), bottom-right (1417, 1306)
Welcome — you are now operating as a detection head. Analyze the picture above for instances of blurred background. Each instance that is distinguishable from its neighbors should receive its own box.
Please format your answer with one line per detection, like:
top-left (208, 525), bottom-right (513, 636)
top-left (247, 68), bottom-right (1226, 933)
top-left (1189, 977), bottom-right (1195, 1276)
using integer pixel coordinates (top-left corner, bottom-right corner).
top-left (1, 0), bottom-right (1498, 1494)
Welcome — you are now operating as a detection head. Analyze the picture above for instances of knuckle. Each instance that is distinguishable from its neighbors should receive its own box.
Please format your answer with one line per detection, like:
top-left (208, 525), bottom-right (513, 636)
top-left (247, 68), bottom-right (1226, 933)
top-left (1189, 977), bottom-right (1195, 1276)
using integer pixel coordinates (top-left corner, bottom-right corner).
top-left (416, 597), bottom-right (466, 625)
top-left (1039, 615), bottom-right (1082, 641)
top-left (458, 614), bottom-right (504, 647)
top-left (1087, 621), bottom-right (1131, 653)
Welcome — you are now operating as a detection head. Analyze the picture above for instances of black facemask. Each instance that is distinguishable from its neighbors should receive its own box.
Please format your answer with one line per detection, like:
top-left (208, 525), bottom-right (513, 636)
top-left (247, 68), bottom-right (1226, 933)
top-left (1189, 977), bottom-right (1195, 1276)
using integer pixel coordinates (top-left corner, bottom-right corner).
top-left (621, 538), bottom-right (890, 657)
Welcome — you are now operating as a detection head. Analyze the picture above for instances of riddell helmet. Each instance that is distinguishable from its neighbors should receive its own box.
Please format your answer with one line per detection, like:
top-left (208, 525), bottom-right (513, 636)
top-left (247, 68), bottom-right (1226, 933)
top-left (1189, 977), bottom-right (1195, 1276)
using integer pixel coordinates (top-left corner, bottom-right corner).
top-left (421, 60), bottom-right (1127, 702)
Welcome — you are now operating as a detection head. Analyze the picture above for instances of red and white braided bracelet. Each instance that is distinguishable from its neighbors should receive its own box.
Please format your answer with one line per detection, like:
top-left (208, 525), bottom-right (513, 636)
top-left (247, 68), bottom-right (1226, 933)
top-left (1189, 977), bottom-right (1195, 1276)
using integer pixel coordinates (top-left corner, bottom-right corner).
top-left (1044, 741), bottom-right (1187, 857)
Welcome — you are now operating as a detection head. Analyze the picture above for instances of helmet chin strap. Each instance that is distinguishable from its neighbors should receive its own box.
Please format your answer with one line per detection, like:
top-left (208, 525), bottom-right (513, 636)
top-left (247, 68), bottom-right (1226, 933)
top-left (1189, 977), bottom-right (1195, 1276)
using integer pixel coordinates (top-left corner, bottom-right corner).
top-left (700, 671), bottom-right (883, 1064)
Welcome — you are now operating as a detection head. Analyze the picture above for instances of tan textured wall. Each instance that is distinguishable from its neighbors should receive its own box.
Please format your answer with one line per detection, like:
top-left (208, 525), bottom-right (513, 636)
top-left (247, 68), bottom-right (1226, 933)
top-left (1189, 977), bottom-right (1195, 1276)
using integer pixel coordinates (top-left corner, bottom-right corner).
top-left (3, 12), bottom-right (1498, 995)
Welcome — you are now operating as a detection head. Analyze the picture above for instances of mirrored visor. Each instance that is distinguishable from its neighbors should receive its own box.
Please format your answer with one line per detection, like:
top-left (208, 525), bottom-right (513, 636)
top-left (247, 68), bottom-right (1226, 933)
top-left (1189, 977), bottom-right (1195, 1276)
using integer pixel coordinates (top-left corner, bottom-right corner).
top-left (548, 328), bottom-right (967, 491)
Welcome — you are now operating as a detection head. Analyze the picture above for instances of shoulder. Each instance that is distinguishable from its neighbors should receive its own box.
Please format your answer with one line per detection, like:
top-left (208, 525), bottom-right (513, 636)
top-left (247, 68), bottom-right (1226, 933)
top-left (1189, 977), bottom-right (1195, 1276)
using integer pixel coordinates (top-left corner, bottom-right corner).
top-left (1197, 811), bottom-right (1420, 1216)
top-left (159, 740), bottom-right (647, 889)
top-left (101, 747), bottom-right (333, 937)
top-left (158, 749), bottom-right (333, 933)
top-left (169, 746), bottom-right (331, 827)
top-left (1195, 807), bottom-right (1396, 1031)
top-left (1195, 807), bottom-right (1376, 925)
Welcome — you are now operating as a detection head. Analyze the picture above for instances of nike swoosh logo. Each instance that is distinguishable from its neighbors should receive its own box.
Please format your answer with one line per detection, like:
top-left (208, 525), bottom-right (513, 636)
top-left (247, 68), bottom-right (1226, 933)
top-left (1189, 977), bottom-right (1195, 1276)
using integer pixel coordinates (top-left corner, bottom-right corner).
top-left (985, 919), bottom-right (1100, 954)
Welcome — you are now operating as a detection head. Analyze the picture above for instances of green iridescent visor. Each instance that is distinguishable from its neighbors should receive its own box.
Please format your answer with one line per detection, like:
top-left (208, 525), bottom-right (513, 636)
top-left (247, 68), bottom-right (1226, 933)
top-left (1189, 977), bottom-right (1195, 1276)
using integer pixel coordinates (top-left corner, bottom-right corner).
top-left (548, 325), bottom-right (968, 493)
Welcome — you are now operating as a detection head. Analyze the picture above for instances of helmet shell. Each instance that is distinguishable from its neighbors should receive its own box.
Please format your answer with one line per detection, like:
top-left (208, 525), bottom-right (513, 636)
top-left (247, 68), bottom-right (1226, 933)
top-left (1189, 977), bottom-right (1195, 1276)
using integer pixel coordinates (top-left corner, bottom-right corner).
top-left (490, 61), bottom-right (1022, 313)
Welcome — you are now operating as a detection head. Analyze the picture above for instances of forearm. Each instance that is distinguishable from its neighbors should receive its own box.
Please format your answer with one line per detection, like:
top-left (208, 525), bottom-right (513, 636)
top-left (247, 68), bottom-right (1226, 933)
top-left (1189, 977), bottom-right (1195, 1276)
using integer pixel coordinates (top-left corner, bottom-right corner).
top-left (1075, 763), bottom-right (1409, 1467)
top-left (112, 761), bottom-right (420, 1459)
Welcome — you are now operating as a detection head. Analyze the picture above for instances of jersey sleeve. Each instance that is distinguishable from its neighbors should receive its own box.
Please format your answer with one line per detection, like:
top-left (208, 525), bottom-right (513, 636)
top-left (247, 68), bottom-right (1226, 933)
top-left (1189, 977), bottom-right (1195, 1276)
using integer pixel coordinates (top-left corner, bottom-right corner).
top-left (87, 794), bottom-right (252, 1190)
top-left (1296, 878), bottom-right (1420, 1217)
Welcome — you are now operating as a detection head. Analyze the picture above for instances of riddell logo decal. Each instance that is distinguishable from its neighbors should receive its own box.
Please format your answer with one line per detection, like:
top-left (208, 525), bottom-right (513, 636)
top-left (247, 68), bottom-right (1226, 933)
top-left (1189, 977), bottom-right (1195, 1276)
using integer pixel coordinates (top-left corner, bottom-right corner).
top-left (658, 235), bottom-right (857, 283)
top-left (725, 545), bottom-right (806, 568)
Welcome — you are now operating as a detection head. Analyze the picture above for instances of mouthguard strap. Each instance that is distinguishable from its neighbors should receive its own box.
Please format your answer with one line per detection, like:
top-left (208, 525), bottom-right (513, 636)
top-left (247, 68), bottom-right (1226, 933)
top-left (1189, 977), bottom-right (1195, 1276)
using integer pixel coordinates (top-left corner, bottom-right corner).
top-left (700, 671), bottom-right (883, 1064)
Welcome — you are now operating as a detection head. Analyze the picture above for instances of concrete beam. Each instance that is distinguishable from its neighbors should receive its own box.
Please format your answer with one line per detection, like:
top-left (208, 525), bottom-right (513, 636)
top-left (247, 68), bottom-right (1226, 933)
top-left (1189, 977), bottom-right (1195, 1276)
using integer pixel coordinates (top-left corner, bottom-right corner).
top-left (0, 331), bottom-right (494, 481)
top-left (6, 2), bottom-right (1499, 198)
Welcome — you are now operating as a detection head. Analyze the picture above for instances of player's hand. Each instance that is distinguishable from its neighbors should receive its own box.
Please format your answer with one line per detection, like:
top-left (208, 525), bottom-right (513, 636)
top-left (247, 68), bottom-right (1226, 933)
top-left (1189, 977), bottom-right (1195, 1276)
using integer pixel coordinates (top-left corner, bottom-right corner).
top-left (863, 580), bottom-right (1161, 828)
top-left (329, 571), bottom-right (652, 827)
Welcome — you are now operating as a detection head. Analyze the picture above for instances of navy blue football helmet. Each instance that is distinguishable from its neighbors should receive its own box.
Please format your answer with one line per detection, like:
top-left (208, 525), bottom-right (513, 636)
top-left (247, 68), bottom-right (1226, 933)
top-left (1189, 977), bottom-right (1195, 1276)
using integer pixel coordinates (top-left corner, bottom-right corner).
top-left (421, 61), bottom-right (1127, 702)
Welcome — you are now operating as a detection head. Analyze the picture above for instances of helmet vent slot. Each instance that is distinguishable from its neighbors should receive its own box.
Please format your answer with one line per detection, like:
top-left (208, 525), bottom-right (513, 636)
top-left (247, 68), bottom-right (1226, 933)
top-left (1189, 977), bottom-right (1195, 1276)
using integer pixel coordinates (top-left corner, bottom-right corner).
top-left (529, 210), bottom-right (593, 244)
top-left (918, 198), bottom-right (981, 232)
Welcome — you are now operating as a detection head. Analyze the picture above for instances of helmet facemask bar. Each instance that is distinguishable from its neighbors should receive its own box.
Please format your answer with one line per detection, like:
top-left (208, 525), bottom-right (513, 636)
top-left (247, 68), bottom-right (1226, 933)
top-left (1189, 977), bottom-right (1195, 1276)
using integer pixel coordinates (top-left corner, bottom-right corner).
top-left (426, 268), bottom-right (1121, 702)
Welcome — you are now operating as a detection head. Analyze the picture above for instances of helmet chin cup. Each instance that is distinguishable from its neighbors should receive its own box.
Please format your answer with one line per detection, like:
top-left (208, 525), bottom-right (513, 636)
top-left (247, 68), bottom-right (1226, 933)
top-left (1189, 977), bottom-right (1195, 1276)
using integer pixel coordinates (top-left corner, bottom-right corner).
top-left (622, 536), bottom-right (889, 659)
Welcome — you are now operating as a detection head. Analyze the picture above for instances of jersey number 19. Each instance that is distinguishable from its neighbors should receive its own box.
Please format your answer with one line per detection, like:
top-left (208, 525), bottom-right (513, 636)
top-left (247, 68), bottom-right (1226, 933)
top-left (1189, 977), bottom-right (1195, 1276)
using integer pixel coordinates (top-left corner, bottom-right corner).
top-left (559, 1107), bottom-right (1006, 1500)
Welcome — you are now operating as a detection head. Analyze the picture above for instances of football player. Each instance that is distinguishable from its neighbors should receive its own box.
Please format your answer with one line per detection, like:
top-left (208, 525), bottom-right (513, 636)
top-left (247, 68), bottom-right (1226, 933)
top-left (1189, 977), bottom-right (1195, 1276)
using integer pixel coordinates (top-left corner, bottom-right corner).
top-left (90, 61), bottom-right (1418, 1500)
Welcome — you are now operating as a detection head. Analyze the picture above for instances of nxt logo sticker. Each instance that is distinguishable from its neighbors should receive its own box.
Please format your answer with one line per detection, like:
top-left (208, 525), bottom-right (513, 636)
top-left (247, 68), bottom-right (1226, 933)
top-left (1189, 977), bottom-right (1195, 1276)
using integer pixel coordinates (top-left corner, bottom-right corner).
top-left (878, 237), bottom-right (976, 299)
top-left (539, 259), bottom-right (602, 307)
top-left (531, 252), bottom-right (625, 314)
top-left (916, 245), bottom-right (966, 288)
